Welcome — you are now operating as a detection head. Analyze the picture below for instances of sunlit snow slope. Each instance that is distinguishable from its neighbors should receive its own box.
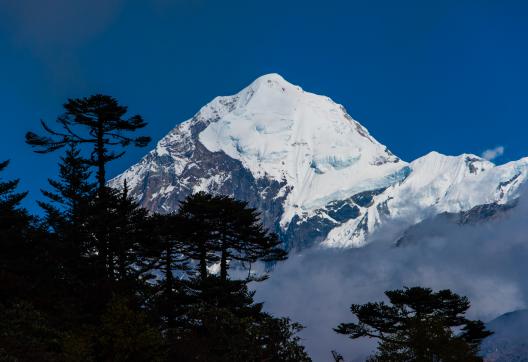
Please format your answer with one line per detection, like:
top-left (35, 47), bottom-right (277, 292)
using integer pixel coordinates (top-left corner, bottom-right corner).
top-left (325, 152), bottom-right (528, 246)
top-left (110, 74), bottom-right (528, 249)
top-left (197, 74), bottom-right (406, 226)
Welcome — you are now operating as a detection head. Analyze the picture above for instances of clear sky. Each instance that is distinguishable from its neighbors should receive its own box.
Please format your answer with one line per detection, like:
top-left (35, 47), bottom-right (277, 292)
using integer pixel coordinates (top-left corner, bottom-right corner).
top-left (0, 0), bottom-right (527, 211)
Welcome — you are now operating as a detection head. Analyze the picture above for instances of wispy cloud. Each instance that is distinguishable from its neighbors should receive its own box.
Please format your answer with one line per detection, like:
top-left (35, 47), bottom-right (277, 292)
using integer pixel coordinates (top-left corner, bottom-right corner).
top-left (255, 186), bottom-right (528, 361)
top-left (482, 146), bottom-right (505, 161)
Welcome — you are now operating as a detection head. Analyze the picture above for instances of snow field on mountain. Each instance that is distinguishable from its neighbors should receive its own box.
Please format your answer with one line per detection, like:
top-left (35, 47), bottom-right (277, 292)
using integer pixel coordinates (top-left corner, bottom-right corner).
top-left (198, 74), bottom-right (407, 226)
top-left (111, 73), bottom-right (528, 248)
top-left (323, 152), bottom-right (528, 247)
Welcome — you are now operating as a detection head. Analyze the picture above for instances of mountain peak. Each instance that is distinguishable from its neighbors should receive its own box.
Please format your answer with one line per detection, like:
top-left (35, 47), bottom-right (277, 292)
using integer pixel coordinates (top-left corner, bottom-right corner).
top-left (240, 73), bottom-right (304, 104)
top-left (253, 72), bottom-right (288, 83)
top-left (110, 76), bottom-right (528, 250)
top-left (250, 73), bottom-right (295, 88)
top-left (195, 75), bottom-right (405, 224)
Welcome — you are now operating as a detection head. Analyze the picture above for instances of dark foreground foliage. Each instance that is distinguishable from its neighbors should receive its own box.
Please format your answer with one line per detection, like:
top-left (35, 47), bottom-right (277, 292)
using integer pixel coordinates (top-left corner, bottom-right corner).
top-left (1, 94), bottom-right (492, 362)
top-left (0, 96), bottom-right (310, 361)
top-left (335, 287), bottom-right (493, 361)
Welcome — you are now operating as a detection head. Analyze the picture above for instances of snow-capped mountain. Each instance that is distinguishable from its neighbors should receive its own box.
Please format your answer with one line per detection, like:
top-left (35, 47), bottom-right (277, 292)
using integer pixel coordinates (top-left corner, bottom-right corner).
top-left (326, 151), bottom-right (528, 246)
top-left (109, 74), bottom-right (528, 249)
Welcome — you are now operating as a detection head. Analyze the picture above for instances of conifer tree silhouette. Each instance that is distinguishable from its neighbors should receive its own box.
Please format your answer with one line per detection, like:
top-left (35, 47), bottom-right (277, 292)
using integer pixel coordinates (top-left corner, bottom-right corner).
top-left (26, 94), bottom-right (150, 194)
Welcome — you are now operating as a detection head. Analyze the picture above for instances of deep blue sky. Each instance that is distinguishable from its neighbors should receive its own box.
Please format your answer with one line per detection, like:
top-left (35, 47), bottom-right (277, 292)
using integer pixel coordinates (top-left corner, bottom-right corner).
top-left (0, 0), bottom-right (527, 211)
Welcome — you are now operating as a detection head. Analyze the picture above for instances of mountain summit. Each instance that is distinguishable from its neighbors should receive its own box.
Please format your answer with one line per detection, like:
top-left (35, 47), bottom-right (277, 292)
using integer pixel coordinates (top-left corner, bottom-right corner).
top-left (198, 73), bottom-right (407, 226)
top-left (110, 74), bottom-right (528, 249)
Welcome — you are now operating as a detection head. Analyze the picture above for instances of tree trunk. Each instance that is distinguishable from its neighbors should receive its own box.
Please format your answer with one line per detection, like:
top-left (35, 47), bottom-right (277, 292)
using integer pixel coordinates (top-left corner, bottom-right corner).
top-left (199, 240), bottom-right (207, 281)
top-left (95, 119), bottom-right (106, 194)
top-left (165, 242), bottom-right (175, 329)
top-left (220, 243), bottom-right (228, 282)
top-left (95, 119), bottom-right (110, 279)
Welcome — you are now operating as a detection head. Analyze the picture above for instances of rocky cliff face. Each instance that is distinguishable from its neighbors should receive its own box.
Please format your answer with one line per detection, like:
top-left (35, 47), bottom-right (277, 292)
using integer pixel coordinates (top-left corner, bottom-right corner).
top-left (110, 73), bottom-right (528, 250)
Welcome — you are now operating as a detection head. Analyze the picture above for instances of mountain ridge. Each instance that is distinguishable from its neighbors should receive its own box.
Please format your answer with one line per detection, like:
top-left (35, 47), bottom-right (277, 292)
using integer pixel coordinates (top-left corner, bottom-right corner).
top-left (482, 309), bottom-right (528, 362)
top-left (109, 74), bottom-right (528, 249)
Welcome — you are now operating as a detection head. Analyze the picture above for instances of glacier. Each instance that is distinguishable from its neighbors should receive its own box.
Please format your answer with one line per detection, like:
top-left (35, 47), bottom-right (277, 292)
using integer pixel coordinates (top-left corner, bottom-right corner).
top-left (109, 73), bottom-right (528, 249)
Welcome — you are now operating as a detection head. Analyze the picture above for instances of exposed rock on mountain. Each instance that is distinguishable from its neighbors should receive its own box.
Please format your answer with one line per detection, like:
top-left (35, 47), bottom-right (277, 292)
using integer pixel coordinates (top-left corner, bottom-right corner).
top-left (110, 74), bottom-right (528, 249)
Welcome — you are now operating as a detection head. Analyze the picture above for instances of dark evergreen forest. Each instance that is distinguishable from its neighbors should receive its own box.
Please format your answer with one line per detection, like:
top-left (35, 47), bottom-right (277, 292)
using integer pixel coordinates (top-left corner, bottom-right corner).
top-left (0, 95), bottom-right (491, 361)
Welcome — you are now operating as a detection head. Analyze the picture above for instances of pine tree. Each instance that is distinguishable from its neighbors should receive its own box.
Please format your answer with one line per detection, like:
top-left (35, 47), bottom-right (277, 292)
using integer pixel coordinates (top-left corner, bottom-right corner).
top-left (25, 94), bottom-right (150, 194)
top-left (94, 296), bottom-right (165, 362)
top-left (0, 160), bottom-right (28, 211)
top-left (211, 195), bottom-right (286, 282)
top-left (105, 183), bottom-right (153, 284)
top-left (335, 287), bottom-right (493, 361)
top-left (38, 144), bottom-right (95, 288)
top-left (178, 192), bottom-right (286, 282)
top-left (0, 161), bottom-right (63, 360)
top-left (20, 104), bottom-right (311, 360)
top-left (38, 143), bottom-right (94, 231)
top-left (178, 193), bottom-right (221, 281)
top-left (0, 160), bottom-right (33, 303)
top-left (148, 213), bottom-right (191, 331)
top-left (26, 95), bottom-right (151, 281)
top-left (168, 192), bottom-right (308, 361)
top-left (255, 315), bottom-right (311, 362)
top-left (70, 182), bottom-right (157, 317)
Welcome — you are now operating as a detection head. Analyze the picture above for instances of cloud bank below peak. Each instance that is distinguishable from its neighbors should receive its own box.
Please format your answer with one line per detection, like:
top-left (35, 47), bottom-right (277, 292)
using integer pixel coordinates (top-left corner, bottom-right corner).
top-left (255, 186), bottom-right (528, 361)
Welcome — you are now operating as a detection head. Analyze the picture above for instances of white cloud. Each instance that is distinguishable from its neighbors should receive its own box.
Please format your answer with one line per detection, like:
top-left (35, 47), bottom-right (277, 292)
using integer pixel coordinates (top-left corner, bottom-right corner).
top-left (255, 186), bottom-right (528, 361)
top-left (482, 146), bottom-right (505, 161)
